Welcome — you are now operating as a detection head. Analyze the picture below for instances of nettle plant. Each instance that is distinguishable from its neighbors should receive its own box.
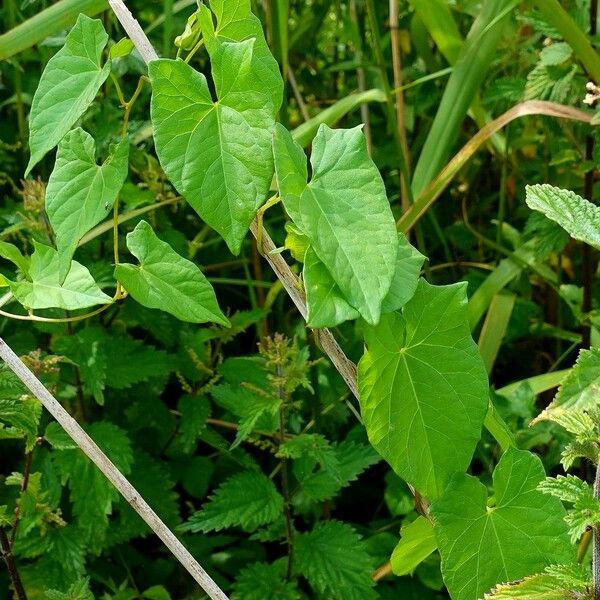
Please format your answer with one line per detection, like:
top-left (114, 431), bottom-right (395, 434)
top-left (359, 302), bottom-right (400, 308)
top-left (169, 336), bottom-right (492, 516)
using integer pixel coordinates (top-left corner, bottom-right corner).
top-left (0, 1), bottom-right (597, 599)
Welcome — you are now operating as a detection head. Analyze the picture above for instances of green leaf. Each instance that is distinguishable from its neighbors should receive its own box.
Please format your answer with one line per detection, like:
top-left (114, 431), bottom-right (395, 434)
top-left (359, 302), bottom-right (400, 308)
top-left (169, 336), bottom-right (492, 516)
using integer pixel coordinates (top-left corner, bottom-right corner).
top-left (181, 470), bottom-right (284, 533)
top-left (358, 280), bottom-right (489, 499)
top-left (46, 128), bottom-right (129, 282)
top-left (0, 396), bottom-right (41, 450)
top-left (484, 564), bottom-right (590, 599)
top-left (526, 184), bottom-right (600, 250)
top-left (534, 348), bottom-right (600, 423)
top-left (109, 38), bottom-right (134, 59)
top-left (0, 240), bottom-right (29, 275)
top-left (540, 42), bottom-right (572, 65)
top-left (149, 37), bottom-right (281, 254)
top-left (431, 448), bottom-right (573, 600)
top-left (303, 247), bottom-right (359, 328)
top-left (273, 123), bottom-right (398, 324)
top-left (232, 560), bottom-right (300, 600)
top-left (53, 422), bottom-right (133, 553)
top-left (115, 221), bottom-right (228, 326)
top-left (53, 328), bottom-right (107, 405)
top-left (26, 14), bottom-right (111, 175)
top-left (381, 234), bottom-right (426, 314)
top-left (295, 520), bottom-right (376, 600)
top-left (45, 578), bottom-right (93, 600)
top-left (177, 395), bottom-right (210, 453)
top-left (198, 0), bottom-right (283, 109)
top-left (391, 516), bottom-right (437, 576)
top-left (9, 242), bottom-right (111, 310)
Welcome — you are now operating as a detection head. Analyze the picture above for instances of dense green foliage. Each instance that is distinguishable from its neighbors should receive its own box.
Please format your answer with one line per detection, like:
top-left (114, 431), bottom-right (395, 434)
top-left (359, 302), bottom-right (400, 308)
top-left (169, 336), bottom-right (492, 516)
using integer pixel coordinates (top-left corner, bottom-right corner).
top-left (2, 1), bottom-right (600, 599)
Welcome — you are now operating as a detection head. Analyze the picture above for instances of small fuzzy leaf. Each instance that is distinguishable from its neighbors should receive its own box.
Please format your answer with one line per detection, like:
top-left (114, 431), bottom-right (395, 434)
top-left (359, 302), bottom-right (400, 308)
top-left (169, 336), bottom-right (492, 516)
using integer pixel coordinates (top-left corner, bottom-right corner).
top-left (26, 15), bottom-right (111, 175)
top-left (115, 220), bottom-right (229, 325)
top-left (295, 520), bottom-right (376, 600)
top-left (358, 280), bottom-right (489, 499)
top-left (46, 129), bottom-right (129, 282)
top-left (177, 395), bottom-right (211, 453)
top-left (431, 448), bottom-right (573, 600)
top-left (526, 184), bottom-right (600, 250)
top-left (9, 242), bottom-right (111, 310)
top-left (181, 471), bottom-right (284, 533)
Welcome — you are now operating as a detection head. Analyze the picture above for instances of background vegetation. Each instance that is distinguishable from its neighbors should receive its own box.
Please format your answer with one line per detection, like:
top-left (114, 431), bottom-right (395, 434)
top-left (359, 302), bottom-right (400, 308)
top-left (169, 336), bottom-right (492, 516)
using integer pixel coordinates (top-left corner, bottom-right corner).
top-left (1, 0), bottom-right (600, 598)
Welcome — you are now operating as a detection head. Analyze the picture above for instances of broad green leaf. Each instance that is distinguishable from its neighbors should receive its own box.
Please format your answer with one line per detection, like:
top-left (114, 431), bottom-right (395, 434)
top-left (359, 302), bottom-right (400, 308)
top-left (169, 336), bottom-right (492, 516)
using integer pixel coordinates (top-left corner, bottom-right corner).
top-left (46, 128), bottom-right (129, 282)
top-left (232, 560), bottom-right (300, 600)
top-left (10, 242), bottom-right (111, 310)
top-left (198, 0), bottom-right (283, 109)
top-left (26, 14), bottom-right (111, 175)
top-left (391, 516), bottom-right (437, 576)
top-left (115, 221), bottom-right (229, 326)
top-left (534, 348), bottom-right (600, 423)
top-left (274, 123), bottom-right (397, 324)
top-left (381, 234), bottom-right (426, 314)
top-left (358, 280), bottom-right (489, 499)
top-left (149, 36), bottom-right (281, 254)
top-left (181, 470), bottom-right (284, 533)
top-left (0, 240), bottom-right (29, 275)
top-left (526, 184), bottom-right (600, 249)
top-left (295, 520), bottom-right (376, 600)
top-left (109, 38), bottom-right (134, 59)
top-left (431, 448), bottom-right (573, 600)
top-left (303, 247), bottom-right (359, 328)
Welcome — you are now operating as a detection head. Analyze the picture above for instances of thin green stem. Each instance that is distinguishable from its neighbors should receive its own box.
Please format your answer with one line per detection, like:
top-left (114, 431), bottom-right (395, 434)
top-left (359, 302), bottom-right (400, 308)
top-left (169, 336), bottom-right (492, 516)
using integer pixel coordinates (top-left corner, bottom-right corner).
top-left (184, 37), bottom-right (204, 63)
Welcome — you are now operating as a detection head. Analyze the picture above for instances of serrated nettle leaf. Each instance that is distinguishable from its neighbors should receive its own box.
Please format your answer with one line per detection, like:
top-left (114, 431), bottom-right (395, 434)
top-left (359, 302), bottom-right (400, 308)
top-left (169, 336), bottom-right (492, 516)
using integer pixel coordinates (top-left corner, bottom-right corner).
top-left (431, 448), bottom-right (573, 600)
top-left (150, 35), bottom-right (281, 254)
top-left (303, 247), bottom-right (359, 328)
top-left (295, 520), bottom-right (376, 600)
top-left (198, 0), bottom-right (283, 109)
top-left (526, 184), bottom-right (600, 249)
top-left (9, 242), bottom-right (111, 310)
top-left (0, 240), bottom-right (30, 275)
top-left (46, 129), bottom-right (128, 283)
top-left (274, 123), bottom-right (397, 324)
top-left (181, 470), bottom-right (284, 533)
top-left (381, 234), bottom-right (426, 314)
top-left (534, 347), bottom-right (600, 424)
top-left (391, 516), bottom-right (437, 576)
top-left (232, 560), bottom-right (300, 600)
top-left (358, 280), bottom-right (489, 499)
top-left (115, 220), bottom-right (229, 326)
top-left (26, 14), bottom-right (111, 176)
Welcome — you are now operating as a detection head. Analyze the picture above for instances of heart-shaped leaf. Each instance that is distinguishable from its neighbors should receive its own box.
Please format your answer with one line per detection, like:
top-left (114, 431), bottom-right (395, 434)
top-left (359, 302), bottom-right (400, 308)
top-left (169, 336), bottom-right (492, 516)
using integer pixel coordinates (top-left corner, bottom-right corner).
top-left (46, 128), bottom-right (129, 282)
top-left (358, 280), bottom-right (489, 499)
top-left (150, 37), bottom-right (282, 254)
top-left (274, 123), bottom-right (397, 325)
top-left (431, 448), bottom-right (573, 600)
top-left (115, 220), bottom-right (229, 326)
top-left (9, 242), bottom-right (111, 310)
top-left (26, 14), bottom-right (111, 176)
